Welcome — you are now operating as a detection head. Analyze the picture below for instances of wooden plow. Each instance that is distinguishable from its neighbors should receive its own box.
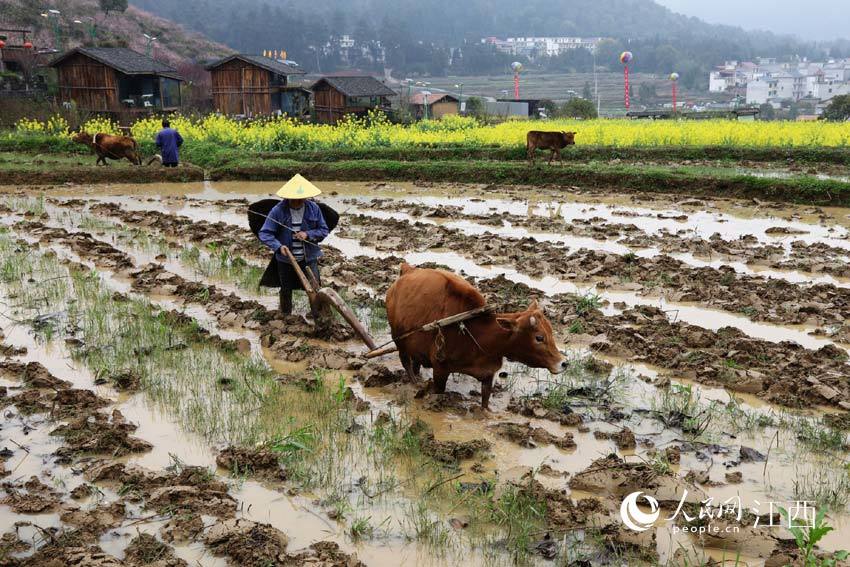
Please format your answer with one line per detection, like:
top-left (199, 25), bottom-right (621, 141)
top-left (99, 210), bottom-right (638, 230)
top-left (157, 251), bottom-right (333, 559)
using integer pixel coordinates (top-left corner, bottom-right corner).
top-left (280, 245), bottom-right (377, 351)
top-left (281, 245), bottom-right (493, 360)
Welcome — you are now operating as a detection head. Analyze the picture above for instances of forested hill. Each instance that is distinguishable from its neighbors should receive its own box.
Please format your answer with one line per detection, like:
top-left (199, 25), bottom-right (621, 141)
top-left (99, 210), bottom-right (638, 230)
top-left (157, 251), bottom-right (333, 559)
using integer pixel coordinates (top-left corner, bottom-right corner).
top-left (131, 0), bottom-right (848, 86)
top-left (0, 0), bottom-right (230, 66)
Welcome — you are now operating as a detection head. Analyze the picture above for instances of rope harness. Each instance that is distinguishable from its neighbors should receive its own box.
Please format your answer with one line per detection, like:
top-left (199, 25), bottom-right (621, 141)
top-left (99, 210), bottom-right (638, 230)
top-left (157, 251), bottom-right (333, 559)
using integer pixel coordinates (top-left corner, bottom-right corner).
top-left (370, 304), bottom-right (497, 359)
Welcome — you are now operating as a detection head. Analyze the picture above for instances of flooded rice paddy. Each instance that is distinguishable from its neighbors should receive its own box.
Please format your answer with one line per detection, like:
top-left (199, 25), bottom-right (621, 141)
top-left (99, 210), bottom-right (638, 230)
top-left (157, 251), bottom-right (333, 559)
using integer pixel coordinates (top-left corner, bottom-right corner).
top-left (1, 179), bottom-right (850, 566)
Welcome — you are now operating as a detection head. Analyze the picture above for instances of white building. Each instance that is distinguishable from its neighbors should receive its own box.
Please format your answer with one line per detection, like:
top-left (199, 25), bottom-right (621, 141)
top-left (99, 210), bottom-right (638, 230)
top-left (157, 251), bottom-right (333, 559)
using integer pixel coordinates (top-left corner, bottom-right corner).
top-left (481, 36), bottom-right (605, 59)
top-left (731, 58), bottom-right (850, 106)
top-left (813, 77), bottom-right (850, 102)
top-left (746, 77), bottom-right (779, 105)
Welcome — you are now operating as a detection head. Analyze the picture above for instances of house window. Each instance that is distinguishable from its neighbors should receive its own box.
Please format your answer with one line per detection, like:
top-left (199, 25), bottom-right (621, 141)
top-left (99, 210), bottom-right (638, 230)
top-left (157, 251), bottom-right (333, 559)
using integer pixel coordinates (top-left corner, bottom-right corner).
top-left (161, 78), bottom-right (181, 108)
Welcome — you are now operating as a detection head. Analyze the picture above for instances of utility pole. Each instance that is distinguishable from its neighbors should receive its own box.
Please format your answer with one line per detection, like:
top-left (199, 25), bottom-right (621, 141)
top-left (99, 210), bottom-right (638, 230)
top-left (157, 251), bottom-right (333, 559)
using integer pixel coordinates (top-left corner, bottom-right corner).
top-left (593, 45), bottom-right (600, 116)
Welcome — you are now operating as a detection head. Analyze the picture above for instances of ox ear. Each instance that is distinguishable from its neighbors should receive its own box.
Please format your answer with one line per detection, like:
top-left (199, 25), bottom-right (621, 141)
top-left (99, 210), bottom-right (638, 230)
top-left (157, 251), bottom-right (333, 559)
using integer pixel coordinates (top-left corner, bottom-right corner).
top-left (496, 317), bottom-right (517, 333)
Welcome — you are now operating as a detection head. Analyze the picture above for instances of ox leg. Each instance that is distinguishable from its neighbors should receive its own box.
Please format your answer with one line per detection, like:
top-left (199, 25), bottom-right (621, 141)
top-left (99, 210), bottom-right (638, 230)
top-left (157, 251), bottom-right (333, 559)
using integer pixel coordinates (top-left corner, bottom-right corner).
top-left (400, 351), bottom-right (418, 382)
top-left (431, 365), bottom-right (449, 394)
top-left (548, 149), bottom-right (556, 165)
top-left (527, 145), bottom-right (535, 165)
top-left (481, 375), bottom-right (494, 410)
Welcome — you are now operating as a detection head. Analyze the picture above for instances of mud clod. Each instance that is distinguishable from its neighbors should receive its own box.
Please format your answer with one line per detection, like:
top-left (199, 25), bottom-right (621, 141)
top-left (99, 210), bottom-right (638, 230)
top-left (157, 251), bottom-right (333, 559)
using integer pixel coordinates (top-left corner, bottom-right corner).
top-left (488, 421), bottom-right (576, 450)
top-left (216, 445), bottom-right (286, 481)
top-left (204, 518), bottom-right (289, 565)
top-left (123, 533), bottom-right (188, 566)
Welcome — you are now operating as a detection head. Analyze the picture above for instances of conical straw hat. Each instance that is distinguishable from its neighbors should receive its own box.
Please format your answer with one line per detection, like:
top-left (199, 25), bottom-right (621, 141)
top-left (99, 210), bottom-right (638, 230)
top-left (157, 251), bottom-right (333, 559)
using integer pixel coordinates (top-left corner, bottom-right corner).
top-left (276, 173), bottom-right (322, 199)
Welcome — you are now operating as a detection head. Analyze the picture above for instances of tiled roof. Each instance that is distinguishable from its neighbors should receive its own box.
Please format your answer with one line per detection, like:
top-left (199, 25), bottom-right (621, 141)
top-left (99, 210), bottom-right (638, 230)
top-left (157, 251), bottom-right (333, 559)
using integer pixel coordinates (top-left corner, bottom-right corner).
top-left (205, 54), bottom-right (305, 75)
top-left (311, 76), bottom-right (396, 97)
top-left (51, 47), bottom-right (181, 78)
top-left (410, 93), bottom-right (458, 105)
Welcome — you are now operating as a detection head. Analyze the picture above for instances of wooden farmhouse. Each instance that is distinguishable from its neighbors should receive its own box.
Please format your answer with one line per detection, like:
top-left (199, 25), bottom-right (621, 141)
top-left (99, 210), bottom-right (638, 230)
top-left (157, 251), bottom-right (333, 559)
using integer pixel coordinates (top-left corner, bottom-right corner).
top-left (311, 76), bottom-right (396, 124)
top-left (50, 47), bottom-right (183, 113)
top-left (410, 92), bottom-right (460, 119)
top-left (206, 54), bottom-right (308, 117)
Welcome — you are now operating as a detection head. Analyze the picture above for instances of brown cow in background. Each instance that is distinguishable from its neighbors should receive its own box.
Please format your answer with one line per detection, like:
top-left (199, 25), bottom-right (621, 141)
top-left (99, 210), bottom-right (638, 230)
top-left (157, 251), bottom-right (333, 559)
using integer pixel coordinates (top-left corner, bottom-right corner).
top-left (386, 263), bottom-right (567, 409)
top-left (527, 130), bottom-right (576, 165)
top-left (72, 132), bottom-right (142, 166)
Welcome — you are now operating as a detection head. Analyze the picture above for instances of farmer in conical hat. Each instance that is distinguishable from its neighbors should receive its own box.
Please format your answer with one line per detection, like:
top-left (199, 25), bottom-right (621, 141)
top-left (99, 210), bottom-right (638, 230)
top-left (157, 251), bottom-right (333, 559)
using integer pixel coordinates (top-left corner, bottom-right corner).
top-left (258, 174), bottom-right (329, 316)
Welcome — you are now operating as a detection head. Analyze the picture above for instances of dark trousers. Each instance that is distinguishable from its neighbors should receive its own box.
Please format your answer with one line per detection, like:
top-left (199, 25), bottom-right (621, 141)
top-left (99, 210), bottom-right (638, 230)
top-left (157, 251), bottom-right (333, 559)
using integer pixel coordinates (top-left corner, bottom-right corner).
top-left (277, 258), bottom-right (320, 315)
top-left (163, 162), bottom-right (178, 168)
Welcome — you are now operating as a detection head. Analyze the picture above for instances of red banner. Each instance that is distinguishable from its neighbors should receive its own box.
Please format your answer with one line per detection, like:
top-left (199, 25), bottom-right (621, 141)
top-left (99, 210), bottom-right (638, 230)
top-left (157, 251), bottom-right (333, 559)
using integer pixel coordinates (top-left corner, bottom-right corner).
top-left (514, 74), bottom-right (520, 100)
top-left (624, 66), bottom-right (630, 110)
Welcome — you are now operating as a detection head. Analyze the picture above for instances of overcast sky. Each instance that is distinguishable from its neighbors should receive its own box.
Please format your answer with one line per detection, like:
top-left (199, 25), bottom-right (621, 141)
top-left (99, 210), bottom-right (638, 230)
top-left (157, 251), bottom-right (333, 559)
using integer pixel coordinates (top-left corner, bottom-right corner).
top-left (656, 0), bottom-right (848, 41)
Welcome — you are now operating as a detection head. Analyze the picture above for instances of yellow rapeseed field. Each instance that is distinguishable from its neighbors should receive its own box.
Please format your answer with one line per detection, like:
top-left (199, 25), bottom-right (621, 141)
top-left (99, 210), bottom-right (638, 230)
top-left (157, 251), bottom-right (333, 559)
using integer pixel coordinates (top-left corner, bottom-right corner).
top-left (15, 112), bottom-right (850, 150)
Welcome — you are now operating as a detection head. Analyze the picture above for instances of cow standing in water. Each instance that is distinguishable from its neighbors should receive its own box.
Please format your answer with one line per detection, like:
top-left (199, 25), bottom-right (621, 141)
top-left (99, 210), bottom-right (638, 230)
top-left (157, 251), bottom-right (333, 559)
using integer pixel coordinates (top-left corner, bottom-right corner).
top-left (386, 264), bottom-right (567, 409)
top-left (527, 130), bottom-right (576, 165)
top-left (72, 132), bottom-right (142, 166)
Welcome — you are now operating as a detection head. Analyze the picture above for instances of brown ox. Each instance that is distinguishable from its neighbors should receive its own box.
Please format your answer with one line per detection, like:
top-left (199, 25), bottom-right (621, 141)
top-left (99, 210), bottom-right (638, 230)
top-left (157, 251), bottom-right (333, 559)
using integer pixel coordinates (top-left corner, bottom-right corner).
top-left (72, 132), bottom-right (142, 166)
top-left (386, 263), bottom-right (567, 409)
top-left (527, 130), bottom-right (576, 165)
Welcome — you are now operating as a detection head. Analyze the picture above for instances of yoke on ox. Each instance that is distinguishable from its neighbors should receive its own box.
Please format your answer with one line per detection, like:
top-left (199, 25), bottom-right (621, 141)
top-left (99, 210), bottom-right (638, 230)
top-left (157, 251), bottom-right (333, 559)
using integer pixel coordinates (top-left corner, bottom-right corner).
top-left (384, 264), bottom-right (567, 409)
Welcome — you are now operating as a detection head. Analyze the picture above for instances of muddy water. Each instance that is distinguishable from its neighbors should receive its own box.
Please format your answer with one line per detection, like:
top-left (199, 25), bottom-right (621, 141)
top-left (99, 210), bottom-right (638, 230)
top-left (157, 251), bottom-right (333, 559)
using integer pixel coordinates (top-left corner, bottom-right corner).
top-left (62, 191), bottom-right (847, 353)
top-left (4, 181), bottom-right (850, 565)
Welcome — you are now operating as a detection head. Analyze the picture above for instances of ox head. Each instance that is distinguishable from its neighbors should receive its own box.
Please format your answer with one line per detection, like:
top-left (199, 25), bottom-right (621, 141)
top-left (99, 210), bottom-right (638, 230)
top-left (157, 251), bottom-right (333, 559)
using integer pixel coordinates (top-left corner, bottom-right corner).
top-left (71, 131), bottom-right (94, 146)
top-left (498, 300), bottom-right (567, 374)
top-left (561, 131), bottom-right (577, 146)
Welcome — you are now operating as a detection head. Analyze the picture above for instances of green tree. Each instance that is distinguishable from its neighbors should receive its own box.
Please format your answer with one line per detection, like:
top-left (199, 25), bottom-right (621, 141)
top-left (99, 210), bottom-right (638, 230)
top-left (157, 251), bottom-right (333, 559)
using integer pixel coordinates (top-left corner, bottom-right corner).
top-left (823, 95), bottom-right (850, 121)
top-left (465, 96), bottom-right (485, 117)
top-left (99, 0), bottom-right (128, 15)
top-left (561, 98), bottom-right (597, 119)
top-left (638, 82), bottom-right (656, 103)
top-left (758, 103), bottom-right (776, 120)
top-left (539, 99), bottom-right (559, 118)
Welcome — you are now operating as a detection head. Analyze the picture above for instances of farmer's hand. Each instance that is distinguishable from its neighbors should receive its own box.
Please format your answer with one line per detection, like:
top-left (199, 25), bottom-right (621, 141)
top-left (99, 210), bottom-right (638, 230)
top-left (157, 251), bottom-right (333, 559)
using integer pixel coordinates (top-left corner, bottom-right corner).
top-left (294, 231), bottom-right (308, 240)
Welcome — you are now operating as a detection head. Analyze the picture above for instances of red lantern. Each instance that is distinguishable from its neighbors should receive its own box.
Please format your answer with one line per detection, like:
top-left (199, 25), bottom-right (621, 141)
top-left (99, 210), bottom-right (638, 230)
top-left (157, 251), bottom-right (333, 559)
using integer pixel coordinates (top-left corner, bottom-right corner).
top-left (0, 39), bottom-right (6, 49)
top-left (23, 41), bottom-right (33, 49)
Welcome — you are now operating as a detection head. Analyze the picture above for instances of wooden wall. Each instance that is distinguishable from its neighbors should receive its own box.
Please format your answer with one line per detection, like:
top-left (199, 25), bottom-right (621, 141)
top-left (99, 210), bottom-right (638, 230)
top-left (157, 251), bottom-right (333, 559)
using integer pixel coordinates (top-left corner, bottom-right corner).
top-left (210, 59), bottom-right (272, 115)
top-left (56, 53), bottom-right (118, 111)
top-left (313, 84), bottom-right (346, 124)
top-left (430, 101), bottom-right (459, 119)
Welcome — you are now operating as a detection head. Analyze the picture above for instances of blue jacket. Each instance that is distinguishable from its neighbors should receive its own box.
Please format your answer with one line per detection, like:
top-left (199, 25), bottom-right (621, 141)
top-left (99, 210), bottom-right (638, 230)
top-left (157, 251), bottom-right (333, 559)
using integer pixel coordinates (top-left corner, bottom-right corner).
top-left (259, 199), bottom-right (328, 263)
top-left (155, 127), bottom-right (183, 164)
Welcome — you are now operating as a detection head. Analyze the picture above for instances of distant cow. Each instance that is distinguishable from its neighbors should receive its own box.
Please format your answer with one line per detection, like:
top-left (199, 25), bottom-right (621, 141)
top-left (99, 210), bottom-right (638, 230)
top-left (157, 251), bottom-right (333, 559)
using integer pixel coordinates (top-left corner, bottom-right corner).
top-left (386, 264), bottom-right (567, 409)
top-left (72, 132), bottom-right (142, 166)
top-left (527, 130), bottom-right (576, 165)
